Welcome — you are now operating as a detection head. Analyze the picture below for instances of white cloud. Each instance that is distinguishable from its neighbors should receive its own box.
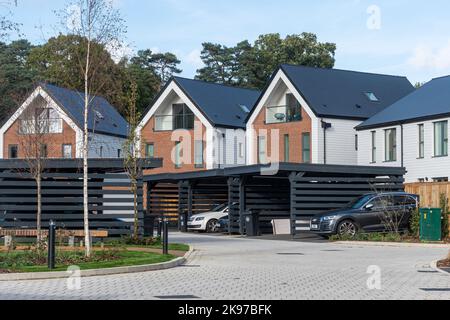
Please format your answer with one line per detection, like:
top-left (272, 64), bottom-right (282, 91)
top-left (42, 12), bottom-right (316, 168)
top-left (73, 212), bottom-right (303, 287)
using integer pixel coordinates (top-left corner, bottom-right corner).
top-left (407, 41), bottom-right (450, 70)
top-left (186, 49), bottom-right (203, 69)
top-left (106, 40), bottom-right (134, 63)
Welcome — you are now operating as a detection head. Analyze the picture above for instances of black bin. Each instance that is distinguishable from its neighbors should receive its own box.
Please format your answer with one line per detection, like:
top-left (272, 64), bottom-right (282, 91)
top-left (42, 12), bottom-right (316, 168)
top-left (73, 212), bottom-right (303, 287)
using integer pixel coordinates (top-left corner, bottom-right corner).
top-left (144, 215), bottom-right (156, 237)
top-left (244, 210), bottom-right (260, 237)
top-left (179, 211), bottom-right (188, 233)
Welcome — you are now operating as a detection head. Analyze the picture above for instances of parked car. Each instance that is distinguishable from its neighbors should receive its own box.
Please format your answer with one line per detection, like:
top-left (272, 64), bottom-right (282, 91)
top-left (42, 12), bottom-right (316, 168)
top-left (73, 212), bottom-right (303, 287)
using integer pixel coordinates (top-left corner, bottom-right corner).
top-left (310, 192), bottom-right (419, 238)
top-left (188, 204), bottom-right (229, 233)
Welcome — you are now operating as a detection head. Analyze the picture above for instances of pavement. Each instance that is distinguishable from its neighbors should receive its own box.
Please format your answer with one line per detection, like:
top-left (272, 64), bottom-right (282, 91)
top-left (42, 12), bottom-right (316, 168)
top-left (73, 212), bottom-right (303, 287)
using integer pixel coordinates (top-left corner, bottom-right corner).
top-left (0, 232), bottom-right (449, 300)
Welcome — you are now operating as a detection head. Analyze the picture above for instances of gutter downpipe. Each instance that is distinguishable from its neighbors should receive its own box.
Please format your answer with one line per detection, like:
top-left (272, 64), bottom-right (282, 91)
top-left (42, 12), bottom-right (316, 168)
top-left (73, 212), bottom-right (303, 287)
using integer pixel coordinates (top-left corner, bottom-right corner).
top-left (401, 124), bottom-right (404, 168)
top-left (321, 120), bottom-right (332, 165)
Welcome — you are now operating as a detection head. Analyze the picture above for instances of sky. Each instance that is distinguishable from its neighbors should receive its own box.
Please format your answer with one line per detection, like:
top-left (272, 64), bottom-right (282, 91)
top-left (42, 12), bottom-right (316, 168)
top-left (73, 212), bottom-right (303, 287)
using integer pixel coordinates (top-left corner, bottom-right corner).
top-left (6, 0), bottom-right (450, 84)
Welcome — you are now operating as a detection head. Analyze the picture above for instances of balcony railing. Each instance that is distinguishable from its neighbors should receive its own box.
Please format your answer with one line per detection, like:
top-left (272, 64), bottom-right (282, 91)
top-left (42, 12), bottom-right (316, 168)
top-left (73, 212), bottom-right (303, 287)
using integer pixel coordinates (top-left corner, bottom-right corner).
top-left (19, 118), bottom-right (63, 134)
top-left (266, 105), bottom-right (302, 124)
top-left (155, 114), bottom-right (195, 131)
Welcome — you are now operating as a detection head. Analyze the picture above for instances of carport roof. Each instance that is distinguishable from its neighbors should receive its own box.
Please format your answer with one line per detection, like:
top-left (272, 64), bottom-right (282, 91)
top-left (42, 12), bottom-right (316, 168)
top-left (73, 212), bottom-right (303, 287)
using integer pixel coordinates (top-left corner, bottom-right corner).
top-left (144, 163), bottom-right (406, 182)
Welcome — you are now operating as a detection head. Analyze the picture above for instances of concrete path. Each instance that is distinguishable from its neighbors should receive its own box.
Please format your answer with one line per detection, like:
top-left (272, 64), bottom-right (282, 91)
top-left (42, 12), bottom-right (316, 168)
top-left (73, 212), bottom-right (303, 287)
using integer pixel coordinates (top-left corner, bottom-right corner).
top-left (0, 233), bottom-right (448, 300)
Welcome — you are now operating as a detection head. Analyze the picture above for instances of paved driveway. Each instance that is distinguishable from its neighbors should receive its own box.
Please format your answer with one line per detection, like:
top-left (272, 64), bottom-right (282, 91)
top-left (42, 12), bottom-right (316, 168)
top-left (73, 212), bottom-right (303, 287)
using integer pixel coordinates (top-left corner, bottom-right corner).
top-left (0, 233), bottom-right (449, 300)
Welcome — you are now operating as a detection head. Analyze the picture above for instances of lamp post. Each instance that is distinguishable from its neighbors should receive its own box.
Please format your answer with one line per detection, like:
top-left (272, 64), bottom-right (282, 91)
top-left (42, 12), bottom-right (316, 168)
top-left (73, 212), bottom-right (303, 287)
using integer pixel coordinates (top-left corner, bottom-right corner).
top-left (162, 217), bottom-right (169, 255)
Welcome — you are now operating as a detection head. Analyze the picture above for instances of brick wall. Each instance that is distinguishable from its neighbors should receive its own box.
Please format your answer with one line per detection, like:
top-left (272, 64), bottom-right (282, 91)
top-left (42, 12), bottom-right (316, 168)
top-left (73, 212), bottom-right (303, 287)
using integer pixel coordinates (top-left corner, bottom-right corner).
top-left (141, 116), bottom-right (207, 175)
top-left (3, 120), bottom-right (76, 159)
top-left (251, 106), bottom-right (312, 163)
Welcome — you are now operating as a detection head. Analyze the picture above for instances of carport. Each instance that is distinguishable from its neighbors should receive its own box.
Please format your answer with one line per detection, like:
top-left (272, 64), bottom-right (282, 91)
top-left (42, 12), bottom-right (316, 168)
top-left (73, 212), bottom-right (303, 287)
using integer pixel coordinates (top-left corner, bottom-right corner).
top-left (144, 164), bottom-right (405, 236)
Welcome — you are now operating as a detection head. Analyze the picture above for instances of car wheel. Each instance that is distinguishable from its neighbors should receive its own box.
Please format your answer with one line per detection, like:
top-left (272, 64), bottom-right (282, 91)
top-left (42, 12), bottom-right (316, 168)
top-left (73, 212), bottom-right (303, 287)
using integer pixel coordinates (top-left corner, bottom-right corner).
top-left (337, 220), bottom-right (358, 237)
top-left (206, 219), bottom-right (218, 233)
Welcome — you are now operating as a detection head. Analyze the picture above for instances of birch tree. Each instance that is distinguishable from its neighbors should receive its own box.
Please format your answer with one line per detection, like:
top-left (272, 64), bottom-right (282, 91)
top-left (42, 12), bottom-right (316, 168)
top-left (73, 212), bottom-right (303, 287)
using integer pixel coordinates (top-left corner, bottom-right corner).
top-left (123, 82), bottom-right (142, 240)
top-left (17, 102), bottom-right (56, 245)
top-left (59, 0), bottom-right (125, 257)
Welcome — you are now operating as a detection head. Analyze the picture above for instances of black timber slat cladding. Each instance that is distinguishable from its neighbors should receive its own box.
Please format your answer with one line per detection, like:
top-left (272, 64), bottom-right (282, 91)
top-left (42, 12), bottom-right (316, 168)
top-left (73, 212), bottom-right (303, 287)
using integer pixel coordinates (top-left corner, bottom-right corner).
top-left (0, 159), bottom-right (160, 237)
top-left (228, 177), bottom-right (241, 234)
top-left (290, 173), bottom-right (405, 234)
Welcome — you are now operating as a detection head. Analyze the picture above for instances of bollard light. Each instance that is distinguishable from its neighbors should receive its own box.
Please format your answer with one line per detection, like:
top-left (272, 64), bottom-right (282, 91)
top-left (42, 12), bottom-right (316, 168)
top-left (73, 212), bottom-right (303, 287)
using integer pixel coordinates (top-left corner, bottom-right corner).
top-left (163, 218), bottom-right (169, 255)
top-left (48, 220), bottom-right (56, 270)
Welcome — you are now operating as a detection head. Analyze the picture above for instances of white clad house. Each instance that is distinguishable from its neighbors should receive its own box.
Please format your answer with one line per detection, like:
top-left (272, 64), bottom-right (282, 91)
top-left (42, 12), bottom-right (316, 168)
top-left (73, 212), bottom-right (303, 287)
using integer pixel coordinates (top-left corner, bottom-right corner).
top-left (356, 76), bottom-right (450, 183)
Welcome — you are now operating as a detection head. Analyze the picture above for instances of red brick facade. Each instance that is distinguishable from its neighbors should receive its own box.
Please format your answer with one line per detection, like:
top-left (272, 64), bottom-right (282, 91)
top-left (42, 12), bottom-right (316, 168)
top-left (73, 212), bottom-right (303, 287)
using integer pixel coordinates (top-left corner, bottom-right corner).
top-left (252, 106), bottom-right (312, 163)
top-left (3, 120), bottom-right (76, 159)
top-left (141, 116), bottom-right (207, 175)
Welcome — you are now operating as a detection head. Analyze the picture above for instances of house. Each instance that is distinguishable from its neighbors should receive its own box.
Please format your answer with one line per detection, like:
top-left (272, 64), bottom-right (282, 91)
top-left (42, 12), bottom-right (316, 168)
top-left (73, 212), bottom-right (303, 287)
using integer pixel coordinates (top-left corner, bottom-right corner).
top-left (137, 77), bottom-right (260, 174)
top-left (246, 65), bottom-right (415, 166)
top-left (0, 83), bottom-right (129, 159)
top-left (356, 76), bottom-right (450, 183)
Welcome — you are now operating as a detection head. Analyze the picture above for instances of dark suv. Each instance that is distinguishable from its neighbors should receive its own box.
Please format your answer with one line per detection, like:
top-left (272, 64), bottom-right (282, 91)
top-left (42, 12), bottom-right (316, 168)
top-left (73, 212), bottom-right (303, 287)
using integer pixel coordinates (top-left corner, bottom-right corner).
top-left (310, 192), bottom-right (419, 237)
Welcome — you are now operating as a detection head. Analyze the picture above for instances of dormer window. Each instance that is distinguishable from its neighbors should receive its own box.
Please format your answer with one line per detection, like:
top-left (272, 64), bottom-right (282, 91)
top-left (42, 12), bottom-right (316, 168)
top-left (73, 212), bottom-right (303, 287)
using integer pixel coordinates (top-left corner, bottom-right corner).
top-left (365, 92), bottom-right (379, 102)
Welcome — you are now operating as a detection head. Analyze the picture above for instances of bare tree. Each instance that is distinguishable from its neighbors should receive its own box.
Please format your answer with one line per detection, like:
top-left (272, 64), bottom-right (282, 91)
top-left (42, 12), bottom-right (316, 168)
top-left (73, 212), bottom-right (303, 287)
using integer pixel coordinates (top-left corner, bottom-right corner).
top-left (17, 100), bottom-right (58, 244)
top-left (123, 81), bottom-right (142, 240)
top-left (0, 0), bottom-right (19, 40)
top-left (59, 0), bottom-right (126, 257)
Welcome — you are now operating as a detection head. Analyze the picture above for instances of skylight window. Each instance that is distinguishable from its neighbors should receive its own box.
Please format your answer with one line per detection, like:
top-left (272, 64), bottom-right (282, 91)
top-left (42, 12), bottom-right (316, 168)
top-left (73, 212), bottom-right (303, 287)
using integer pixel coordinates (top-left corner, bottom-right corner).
top-left (239, 104), bottom-right (250, 113)
top-left (94, 110), bottom-right (104, 119)
top-left (365, 92), bottom-right (379, 102)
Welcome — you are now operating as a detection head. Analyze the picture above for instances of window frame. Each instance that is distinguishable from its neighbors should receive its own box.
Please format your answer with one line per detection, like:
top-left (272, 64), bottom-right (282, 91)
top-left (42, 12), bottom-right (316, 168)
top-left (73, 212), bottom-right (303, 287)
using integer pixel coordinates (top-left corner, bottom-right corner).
top-left (302, 132), bottom-right (311, 164)
top-left (62, 144), bottom-right (73, 159)
top-left (145, 143), bottom-right (155, 159)
top-left (8, 144), bottom-right (18, 159)
top-left (284, 134), bottom-right (290, 162)
top-left (434, 120), bottom-right (448, 157)
top-left (384, 128), bottom-right (397, 162)
top-left (257, 136), bottom-right (267, 165)
top-left (194, 140), bottom-right (204, 169)
top-left (418, 124), bottom-right (425, 159)
top-left (371, 131), bottom-right (377, 163)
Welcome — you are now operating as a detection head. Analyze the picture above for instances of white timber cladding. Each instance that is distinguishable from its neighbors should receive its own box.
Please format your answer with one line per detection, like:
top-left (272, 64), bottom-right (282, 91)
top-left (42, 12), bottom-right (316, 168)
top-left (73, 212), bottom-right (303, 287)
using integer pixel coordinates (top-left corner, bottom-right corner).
top-left (136, 79), bottom-right (248, 169)
top-left (317, 118), bottom-right (362, 165)
top-left (246, 69), bottom-right (362, 165)
top-left (0, 86), bottom-right (126, 159)
top-left (357, 117), bottom-right (450, 182)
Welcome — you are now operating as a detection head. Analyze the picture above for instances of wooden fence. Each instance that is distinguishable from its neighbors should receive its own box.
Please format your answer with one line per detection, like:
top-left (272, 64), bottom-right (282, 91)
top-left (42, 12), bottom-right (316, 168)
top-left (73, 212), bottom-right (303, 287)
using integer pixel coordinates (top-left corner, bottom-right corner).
top-left (405, 182), bottom-right (450, 208)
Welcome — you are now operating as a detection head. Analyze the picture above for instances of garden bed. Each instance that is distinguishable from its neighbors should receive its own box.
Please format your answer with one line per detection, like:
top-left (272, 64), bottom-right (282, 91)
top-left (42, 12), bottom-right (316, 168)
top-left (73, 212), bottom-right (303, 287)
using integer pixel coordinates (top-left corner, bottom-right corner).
top-left (330, 232), bottom-right (450, 244)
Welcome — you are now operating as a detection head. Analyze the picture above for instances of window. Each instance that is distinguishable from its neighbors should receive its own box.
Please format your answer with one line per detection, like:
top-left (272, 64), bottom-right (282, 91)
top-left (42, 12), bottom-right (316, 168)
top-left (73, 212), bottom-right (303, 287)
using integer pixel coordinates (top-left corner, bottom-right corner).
top-left (302, 133), bottom-right (311, 163)
top-left (365, 92), bottom-right (379, 102)
top-left (355, 135), bottom-right (358, 151)
top-left (257, 136), bottom-right (267, 164)
top-left (434, 121), bottom-right (448, 157)
top-left (239, 143), bottom-right (244, 158)
top-left (239, 104), bottom-right (250, 113)
top-left (145, 143), bottom-right (155, 158)
top-left (175, 141), bottom-right (182, 168)
top-left (418, 124), bottom-right (424, 159)
top-left (371, 131), bottom-right (377, 163)
top-left (40, 144), bottom-right (48, 158)
top-left (117, 149), bottom-right (122, 158)
top-left (284, 134), bottom-right (290, 162)
top-left (385, 129), bottom-right (397, 162)
top-left (8, 145), bottom-right (18, 159)
top-left (194, 140), bottom-right (204, 168)
top-left (63, 144), bottom-right (72, 159)
top-left (99, 146), bottom-right (104, 158)
top-left (286, 94), bottom-right (302, 122)
top-left (173, 104), bottom-right (194, 130)
top-left (266, 94), bottom-right (302, 124)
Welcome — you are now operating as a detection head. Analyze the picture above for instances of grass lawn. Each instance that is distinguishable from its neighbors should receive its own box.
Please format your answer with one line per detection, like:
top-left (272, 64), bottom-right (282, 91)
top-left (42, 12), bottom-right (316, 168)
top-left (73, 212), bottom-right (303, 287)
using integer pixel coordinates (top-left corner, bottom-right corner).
top-left (0, 250), bottom-right (176, 273)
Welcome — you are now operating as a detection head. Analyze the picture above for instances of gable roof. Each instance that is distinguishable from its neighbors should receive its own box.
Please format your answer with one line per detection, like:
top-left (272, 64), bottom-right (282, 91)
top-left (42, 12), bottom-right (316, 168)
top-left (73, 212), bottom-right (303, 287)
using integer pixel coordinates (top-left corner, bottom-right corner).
top-left (41, 83), bottom-right (129, 138)
top-left (249, 65), bottom-right (415, 121)
top-left (143, 77), bottom-right (261, 129)
top-left (357, 76), bottom-right (450, 130)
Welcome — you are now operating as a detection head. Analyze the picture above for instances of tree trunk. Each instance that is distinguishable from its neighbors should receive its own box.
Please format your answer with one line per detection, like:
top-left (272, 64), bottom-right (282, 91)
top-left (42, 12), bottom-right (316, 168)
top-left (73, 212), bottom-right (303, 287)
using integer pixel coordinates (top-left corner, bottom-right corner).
top-left (133, 180), bottom-right (138, 239)
top-left (83, 39), bottom-right (92, 258)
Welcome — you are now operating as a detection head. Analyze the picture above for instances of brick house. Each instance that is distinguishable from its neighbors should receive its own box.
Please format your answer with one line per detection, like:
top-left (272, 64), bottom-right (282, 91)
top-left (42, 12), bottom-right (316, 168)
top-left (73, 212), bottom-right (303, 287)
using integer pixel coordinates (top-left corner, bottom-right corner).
top-left (246, 65), bottom-right (415, 166)
top-left (0, 83), bottom-right (129, 159)
top-left (357, 76), bottom-right (450, 183)
top-left (137, 77), bottom-right (260, 174)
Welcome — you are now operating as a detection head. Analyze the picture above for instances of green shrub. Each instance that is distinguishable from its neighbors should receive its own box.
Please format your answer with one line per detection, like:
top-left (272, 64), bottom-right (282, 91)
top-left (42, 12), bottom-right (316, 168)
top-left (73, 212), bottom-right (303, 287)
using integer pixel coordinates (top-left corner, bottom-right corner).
top-left (440, 194), bottom-right (449, 240)
top-left (330, 232), bottom-right (403, 242)
top-left (409, 209), bottom-right (421, 239)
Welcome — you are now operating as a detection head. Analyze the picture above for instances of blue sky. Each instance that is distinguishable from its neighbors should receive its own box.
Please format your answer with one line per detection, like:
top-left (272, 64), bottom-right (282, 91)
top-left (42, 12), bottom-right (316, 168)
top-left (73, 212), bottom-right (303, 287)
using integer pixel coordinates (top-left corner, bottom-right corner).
top-left (7, 0), bottom-right (450, 84)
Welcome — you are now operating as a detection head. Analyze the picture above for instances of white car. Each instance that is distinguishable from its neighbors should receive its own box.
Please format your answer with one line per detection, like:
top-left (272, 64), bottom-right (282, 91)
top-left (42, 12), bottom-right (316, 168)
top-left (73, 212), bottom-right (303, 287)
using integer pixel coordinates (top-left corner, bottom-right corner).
top-left (187, 204), bottom-right (229, 233)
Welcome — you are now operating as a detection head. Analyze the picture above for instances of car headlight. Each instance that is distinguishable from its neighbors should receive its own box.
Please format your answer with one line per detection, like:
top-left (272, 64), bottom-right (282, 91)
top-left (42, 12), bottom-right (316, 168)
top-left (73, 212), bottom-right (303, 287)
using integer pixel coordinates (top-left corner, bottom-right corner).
top-left (321, 216), bottom-right (338, 222)
top-left (196, 217), bottom-right (205, 221)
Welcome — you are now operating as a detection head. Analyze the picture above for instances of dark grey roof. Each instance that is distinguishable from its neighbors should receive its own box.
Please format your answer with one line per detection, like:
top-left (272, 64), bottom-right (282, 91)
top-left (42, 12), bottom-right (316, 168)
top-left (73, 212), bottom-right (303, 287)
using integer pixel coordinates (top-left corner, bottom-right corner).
top-left (275, 64), bottom-right (415, 120)
top-left (42, 83), bottom-right (128, 138)
top-left (171, 77), bottom-right (260, 128)
top-left (357, 76), bottom-right (450, 130)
